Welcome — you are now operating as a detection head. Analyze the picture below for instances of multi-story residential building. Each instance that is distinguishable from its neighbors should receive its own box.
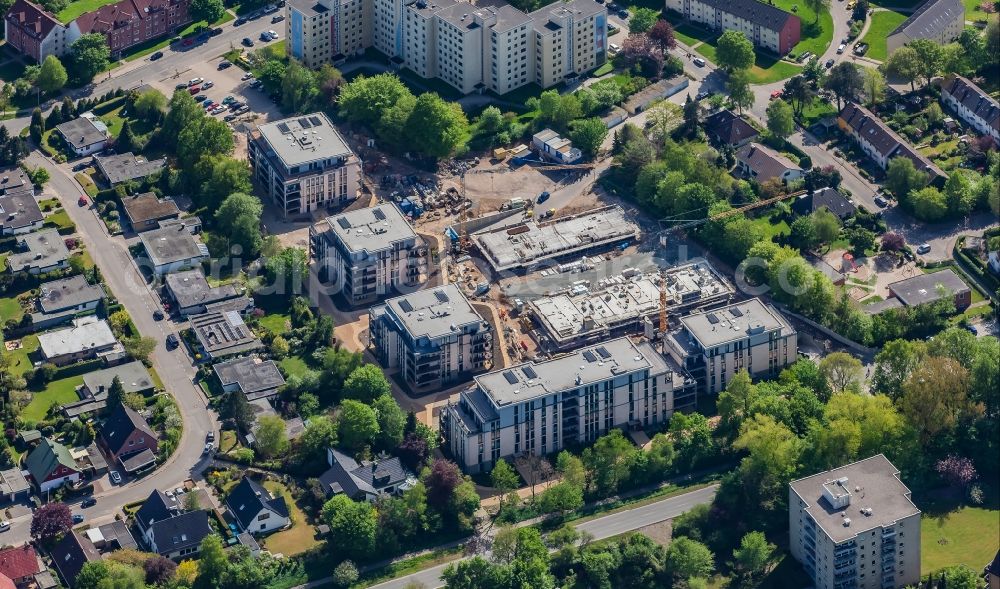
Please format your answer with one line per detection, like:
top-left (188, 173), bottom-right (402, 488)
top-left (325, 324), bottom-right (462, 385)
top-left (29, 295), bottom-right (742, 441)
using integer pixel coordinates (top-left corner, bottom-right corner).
top-left (664, 298), bottom-right (797, 394)
top-left (789, 455), bottom-right (921, 589)
top-left (370, 284), bottom-right (492, 392)
top-left (310, 203), bottom-right (427, 306)
top-left (838, 102), bottom-right (948, 185)
top-left (441, 337), bottom-right (696, 473)
top-left (939, 75), bottom-right (1000, 143)
top-left (665, 0), bottom-right (800, 55)
top-left (286, 0), bottom-right (606, 95)
top-left (886, 0), bottom-right (963, 54)
top-left (248, 112), bottom-right (361, 218)
top-left (4, 0), bottom-right (191, 62)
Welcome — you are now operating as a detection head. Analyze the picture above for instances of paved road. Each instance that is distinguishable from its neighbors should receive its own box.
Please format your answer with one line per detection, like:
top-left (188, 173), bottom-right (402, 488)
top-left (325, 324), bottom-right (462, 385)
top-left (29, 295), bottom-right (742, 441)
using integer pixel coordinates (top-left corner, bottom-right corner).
top-left (362, 485), bottom-right (719, 589)
top-left (8, 153), bottom-right (219, 545)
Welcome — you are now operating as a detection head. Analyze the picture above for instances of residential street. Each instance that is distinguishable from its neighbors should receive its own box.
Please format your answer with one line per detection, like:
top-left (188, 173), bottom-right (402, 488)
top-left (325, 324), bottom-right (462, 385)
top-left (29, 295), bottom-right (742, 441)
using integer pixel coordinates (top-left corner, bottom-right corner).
top-left (8, 152), bottom-right (219, 545)
top-left (363, 485), bottom-right (719, 589)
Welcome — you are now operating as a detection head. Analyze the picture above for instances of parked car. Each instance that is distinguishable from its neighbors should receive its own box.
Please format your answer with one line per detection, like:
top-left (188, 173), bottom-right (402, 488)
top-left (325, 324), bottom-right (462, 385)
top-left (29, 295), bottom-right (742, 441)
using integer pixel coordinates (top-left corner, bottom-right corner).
top-left (242, 37), bottom-right (255, 47)
top-left (770, 89), bottom-right (783, 100)
top-left (188, 85), bottom-right (200, 94)
top-left (242, 72), bottom-right (255, 81)
top-left (695, 90), bottom-right (711, 101)
top-left (194, 94), bottom-right (207, 101)
top-left (0, 521), bottom-right (10, 532)
top-left (202, 80), bottom-right (214, 89)
top-left (248, 79), bottom-right (262, 88)
top-left (224, 113), bottom-right (239, 122)
top-left (72, 514), bottom-right (84, 523)
top-left (77, 196), bottom-right (88, 206)
top-left (260, 31), bottom-right (271, 41)
top-left (617, 9), bottom-right (628, 18)
top-left (267, 29), bottom-right (278, 39)
top-left (203, 101), bottom-right (216, 109)
top-left (873, 196), bottom-right (888, 207)
top-left (207, 431), bottom-right (215, 442)
top-left (222, 95), bottom-right (236, 104)
top-left (72, 161), bottom-right (90, 171)
top-left (825, 58), bottom-right (835, 68)
top-left (176, 83), bottom-right (188, 90)
top-left (212, 105), bottom-right (227, 115)
top-left (218, 60), bottom-right (232, 70)
top-left (693, 57), bottom-right (706, 67)
top-left (272, 14), bottom-right (284, 22)
top-left (537, 191), bottom-right (550, 204)
top-left (203, 442), bottom-right (215, 455)
top-left (166, 334), bottom-right (179, 349)
top-left (916, 243), bottom-right (931, 254)
top-left (81, 497), bottom-right (97, 508)
top-left (153, 310), bottom-right (165, 321)
top-left (234, 17), bottom-right (246, 25)
top-left (210, 27), bottom-right (223, 36)
top-left (837, 43), bottom-right (846, 54)
top-left (965, 324), bottom-right (979, 335)
top-left (150, 51), bottom-right (164, 60)
top-left (188, 77), bottom-right (203, 86)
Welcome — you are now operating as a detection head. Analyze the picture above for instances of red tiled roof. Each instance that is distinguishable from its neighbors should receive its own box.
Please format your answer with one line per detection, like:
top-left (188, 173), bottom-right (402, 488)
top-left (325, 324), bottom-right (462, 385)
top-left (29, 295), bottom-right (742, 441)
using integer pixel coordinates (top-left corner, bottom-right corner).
top-left (5, 0), bottom-right (60, 39)
top-left (73, 0), bottom-right (176, 33)
top-left (0, 546), bottom-right (41, 581)
top-left (0, 573), bottom-right (15, 589)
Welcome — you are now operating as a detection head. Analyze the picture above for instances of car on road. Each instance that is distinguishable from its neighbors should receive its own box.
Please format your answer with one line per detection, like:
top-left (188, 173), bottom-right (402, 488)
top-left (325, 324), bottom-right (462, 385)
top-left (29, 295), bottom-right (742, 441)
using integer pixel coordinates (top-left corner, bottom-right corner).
top-left (693, 57), bottom-right (706, 67)
top-left (0, 521), bottom-right (10, 532)
top-left (166, 334), bottom-right (179, 349)
top-left (218, 61), bottom-right (232, 70)
top-left (272, 14), bottom-right (284, 22)
top-left (235, 17), bottom-right (245, 25)
top-left (110, 471), bottom-right (122, 484)
top-left (242, 37), bottom-right (255, 47)
top-left (873, 195), bottom-right (888, 207)
top-left (81, 497), bottom-right (97, 508)
top-left (150, 51), bottom-right (164, 60)
top-left (72, 514), bottom-right (84, 524)
top-left (210, 27), bottom-right (223, 36)
top-left (837, 43), bottom-right (846, 54)
top-left (537, 191), bottom-right (550, 204)
top-left (202, 80), bottom-right (214, 89)
top-left (153, 310), bottom-right (165, 321)
top-left (188, 77), bottom-right (203, 86)
top-left (916, 243), bottom-right (931, 255)
top-left (207, 431), bottom-right (215, 442)
top-left (203, 442), bottom-right (214, 455)
top-left (78, 196), bottom-right (88, 206)
top-left (825, 58), bottom-right (835, 68)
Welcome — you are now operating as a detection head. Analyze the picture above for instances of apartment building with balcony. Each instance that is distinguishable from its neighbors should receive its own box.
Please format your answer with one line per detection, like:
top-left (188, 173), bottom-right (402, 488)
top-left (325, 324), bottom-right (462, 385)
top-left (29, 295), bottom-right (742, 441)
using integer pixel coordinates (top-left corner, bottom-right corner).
top-left (664, 298), bottom-right (797, 394)
top-left (288, 0), bottom-right (372, 66)
top-left (370, 284), bottom-right (492, 392)
top-left (790, 455), bottom-right (920, 589)
top-left (440, 337), bottom-right (695, 473)
top-left (248, 113), bottom-right (360, 218)
top-left (310, 203), bottom-right (427, 307)
top-left (665, 0), bottom-right (800, 55)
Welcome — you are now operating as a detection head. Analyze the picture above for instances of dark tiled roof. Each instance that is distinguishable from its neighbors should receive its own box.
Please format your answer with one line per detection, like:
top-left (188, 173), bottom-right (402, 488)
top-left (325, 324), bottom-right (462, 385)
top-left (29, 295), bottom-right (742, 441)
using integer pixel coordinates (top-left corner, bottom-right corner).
top-left (889, 269), bottom-right (970, 306)
top-left (148, 510), bottom-right (212, 555)
top-left (49, 532), bottom-right (99, 588)
top-left (941, 76), bottom-right (1000, 135)
top-left (5, 0), bottom-right (60, 40)
top-left (100, 403), bottom-right (157, 456)
top-left (136, 489), bottom-right (180, 529)
top-left (120, 192), bottom-right (180, 226)
top-left (700, 0), bottom-right (798, 30)
top-left (704, 109), bottom-right (759, 146)
top-left (320, 449), bottom-right (410, 499)
top-left (792, 187), bottom-right (857, 219)
top-left (839, 103), bottom-right (946, 179)
top-left (0, 192), bottom-right (43, 232)
top-left (94, 153), bottom-right (166, 185)
top-left (55, 117), bottom-right (108, 150)
top-left (736, 142), bottom-right (801, 181)
top-left (890, 0), bottom-right (963, 39)
top-left (226, 477), bottom-right (289, 530)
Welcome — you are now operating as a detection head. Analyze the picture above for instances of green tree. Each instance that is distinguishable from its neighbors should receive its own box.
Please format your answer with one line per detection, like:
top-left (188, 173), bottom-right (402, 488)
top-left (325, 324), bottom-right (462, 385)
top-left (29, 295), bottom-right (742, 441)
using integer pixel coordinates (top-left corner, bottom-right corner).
top-left (783, 75), bottom-right (815, 117)
top-left (405, 93), bottom-right (469, 158)
top-left (898, 356), bottom-right (974, 444)
top-left (116, 120), bottom-right (139, 154)
top-left (123, 336), bottom-right (156, 362)
top-left (216, 192), bottom-right (264, 257)
top-left (282, 60), bottom-right (319, 113)
top-left (29, 108), bottom-right (44, 143)
top-left (733, 531), bottom-right (776, 581)
top-left (734, 415), bottom-right (802, 514)
top-left (337, 399), bottom-right (380, 450)
top-left (861, 67), bottom-right (885, 108)
top-left (37, 55), bottom-right (67, 93)
top-left (803, 0), bottom-right (829, 22)
top-left (907, 39), bottom-right (944, 85)
top-left (162, 90), bottom-right (205, 150)
top-left (823, 62), bottom-right (863, 109)
top-left (885, 156), bottom-right (928, 199)
top-left (885, 46), bottom-right (922, 91)
top-left (909, 186), bottom-right (948, 221)
top-left (538, 481), bottom-right (584, 515)
top-left (343, 364), bottom-right (391, 403)
top-left (847, 226), bottom-right (877, 255)
top-left (716, 30), bottom-right (755, 71)
top-left (132, 89), bottom-right (167, 123)
top-left (789, 215), bottom-right (819, 251)
top-left (177, 117), bottom-right (235, 168)
top-left (943, 170), bottom-right (977, 216)
top-left (199, 157), bottom-right (251, 211)
top-left (871, 339), bottom-right (926, 399)
top-left (264, 247), bottom-right (308, 294)
top-left (332, 561), bottom-right (359, 588)
top-left (628, 7), bottom-right (659, 33)
top-left (372, 393), bottom-right (406, 451)
top-left (106, 376), bottom-right (126, 410)
top-left (717, 370), bottom-right (760, 436)
top-left (569, 117), bottom-right (608, 159)
top-left (665, 537), bottom-right (714, 582)
top-left (442, 557), bottom-right (510, 589)
top-left (190, 0), bottom-right (225, 24)
top-left (490, 458), bottom-right (519, 516)
top-left (589, 79), bottom-right (623, 112)
top-left (297, 415), bottom-right (338, 465)
top-left (339, 73), bottom-right (413, 126)
top-left (941, 565), bottom-right (982, 589)
top-left (726, 68), bottom-right (754, 114)
top-left (765, 99), bottom-right (794, 140)
top-left (811, 208), bottom-right (841, 244)
top-left (194, 535), bottom-right (226, 589)
top-left (322, 495), bottom-right (377, 559)
top-left (69, 34), bottom-right (111, 82)
top-left (255, 414), bottom-right (289, 458)
top-left (581, 429), bottom-right (637, 496)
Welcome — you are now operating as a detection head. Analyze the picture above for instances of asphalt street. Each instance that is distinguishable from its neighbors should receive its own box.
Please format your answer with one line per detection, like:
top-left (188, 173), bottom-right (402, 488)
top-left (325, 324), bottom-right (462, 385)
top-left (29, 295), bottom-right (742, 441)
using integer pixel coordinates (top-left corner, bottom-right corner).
top-left (7, 153), bottom-right (219, 545)
top-left (361, 484), bottom-right (719, 589)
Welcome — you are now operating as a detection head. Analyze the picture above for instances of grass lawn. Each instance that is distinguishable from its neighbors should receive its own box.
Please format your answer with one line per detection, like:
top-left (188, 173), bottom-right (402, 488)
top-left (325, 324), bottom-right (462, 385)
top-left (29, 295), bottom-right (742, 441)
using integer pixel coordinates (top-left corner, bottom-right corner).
top-left (672, 21), bottom-right (712, 47)
top-left (22, 375), bottom-right (85, 422)
top-left (861, 10), bottom-right (908, 61)
top-left (75, 171), bottom-right (98, 197)
top-left (676, 20), bottom-right (803, 84)
top-left (57, 0), bottom-right (121, 23)
top-left (5, 334), bottom-right (38, 377)
top-left (258, 313), bottom-right (289, 335)
top-left (964, 0), bottom-right (994, 19)
top-left (750, 213), bottom-right (791, 240)
top-left (748, 55), bottom-right (803, 84)
top-left (122, 13), bottom-right (236, 63)
top-left (260, 481), bottom-right (320, 556)
top-left (921, 506), bottom-right (999, 574)
top-left (220, 430), bottom-right (239, 453)
top-left (45, 209), bottom-right (75, 232)
top-left (278, 356), bottom-right (313, 379)
top-left (771, 0), bottom-right (834, 58)
top-left (591, 62), bottom-right (614, 77)
top-left (0, 296), bottom-right (24, 323)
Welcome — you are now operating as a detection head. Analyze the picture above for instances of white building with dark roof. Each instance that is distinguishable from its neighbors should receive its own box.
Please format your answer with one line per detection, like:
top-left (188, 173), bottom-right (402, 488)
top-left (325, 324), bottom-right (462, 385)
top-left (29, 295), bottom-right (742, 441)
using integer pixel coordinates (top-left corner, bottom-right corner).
top-left (319, 448), bottom-right (414, 500)
top-left (370, 284), bottom-right (492, 392)
top-left (164, 268), bottom-right (252, 317)
top-left (0, 191), bottom-right (42, 236)
top-left (37, 317), bottom-right (122, 366)
top-left (940, 75), bottom-right (1000, 142)
top-left (226, 477), bottom-right (290, 535)
top-left (790, 455), bottom-right (920, 589)
top-left (441, 337), bottom-right (695, 473)
top-left (886, 0), bottom-right (963, 55)
top-left (665, 0), bottom-right (801, 54)
top-left (55, 116), bottom-right (109, 157)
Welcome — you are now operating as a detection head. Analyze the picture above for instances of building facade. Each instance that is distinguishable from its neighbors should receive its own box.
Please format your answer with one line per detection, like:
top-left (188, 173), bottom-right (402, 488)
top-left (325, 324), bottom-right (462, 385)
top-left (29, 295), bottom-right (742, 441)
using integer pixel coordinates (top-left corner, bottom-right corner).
top-left (940, 75), bottom-right (1000, 143)
top-left (310, 203), bottom-right (427, 306)
top-left (665, 0), bottom-right (800, 55)
top-left (886, 0), bottom-right (963, 54)
top-left (248, 112), bottom-right (360, 218)
top-left (370, 284), bottom-right (492, 392)
top-left (441, 337), bottom-right (695, 473)
top-left (4, 0), bottom-right (66, 62)
top-left (790, 455), bottom-right (921, 589)
top-left (664, 298), bottom-right (797, 394)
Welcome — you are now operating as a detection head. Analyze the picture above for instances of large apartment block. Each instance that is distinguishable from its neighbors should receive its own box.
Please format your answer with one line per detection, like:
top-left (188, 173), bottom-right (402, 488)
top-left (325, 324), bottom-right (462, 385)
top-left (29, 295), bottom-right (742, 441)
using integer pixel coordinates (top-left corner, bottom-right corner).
top-left (441, 337), bottom-right (696, 473)
top-left (665, 0), bottom-right (800, 55)
top-left (664, 298), bottom-right (797, 394)
top-left (287, 0), bottom-right (607, 95)
top-left (790, 455), bottom-right (921, 589)
top-left (247, 112), bottom-right (361, 218)
top-left (370, 284), bottom-right (493, 392)
top-left (310, 203), bottom-right (427, 307)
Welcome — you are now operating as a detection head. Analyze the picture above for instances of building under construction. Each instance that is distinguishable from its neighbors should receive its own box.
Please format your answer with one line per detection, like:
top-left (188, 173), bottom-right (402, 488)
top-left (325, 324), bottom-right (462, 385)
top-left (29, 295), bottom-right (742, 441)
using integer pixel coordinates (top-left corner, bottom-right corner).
top-left (472, 206), bottom-right (640, 273)
top-left (527, 259), bottom-right (734, 352)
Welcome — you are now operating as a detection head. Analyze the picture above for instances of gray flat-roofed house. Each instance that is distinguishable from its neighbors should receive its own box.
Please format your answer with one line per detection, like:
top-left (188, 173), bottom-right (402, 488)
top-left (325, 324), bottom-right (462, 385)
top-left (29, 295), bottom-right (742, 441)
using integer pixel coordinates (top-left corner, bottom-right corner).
top-left (665, 298), bottom-right (797, 394)
top-left (30, 275), bottom-right (105, 330)
top-left (310, 203), bottom-right (427, 307)
top-left (887, 269), bottom-right (971, 310)
top-left (56, 116), bottom-right (110, 157)
top-left (0, 468), bottom-right (30, 502)
top-left (120, 193), bottom-right (181, 233)
top-left (369, 284), bottom-right (492, 392)
top-left (213, 356), bottom-right (285, 401)
top-left (94, 152), bottom-right (167, 185)
top-left (441, 337), bottom-right (695, 473)
top-left (6, 229), bottom-right (70, 275)
top-left (886, 0), bottom-right (963, 54)
top-left (248, 112), bottom-right (361, 218)
top-left (138, 225), bottom-right (209, 276)
top-left (190, 310), bottom-right (263, 360)
top-left (0, 191), bottom-right (43, 236)
top-left (789, 455), bottom-right (920, 589)
top-left (62, 361), bottom-right (156, 417)
top-left (164, 269), bottom-right (251, 317)
top-left (37, 317), bottom-right (123, 366)
top-left (939, 76), bottom-right (1000, 143)
top-left (319, 448), bottom-right (413, 501)
top-left (0, 167), bottom-right (35, 198)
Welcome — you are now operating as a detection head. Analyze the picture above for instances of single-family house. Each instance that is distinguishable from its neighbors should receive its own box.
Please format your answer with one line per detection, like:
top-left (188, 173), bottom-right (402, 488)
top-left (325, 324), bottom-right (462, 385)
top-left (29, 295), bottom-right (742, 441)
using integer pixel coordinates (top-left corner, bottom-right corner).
top-left (319, 448), bottom-right (413, 501)
top-left (0, 192), bottom-right (43, 236)
top-left (120, 193), bottom-right (181, 233)
top-left (134, 489), bottom-right (212, 559)
top-left (30, 275), bottom-right (105, 331)
top-left (532, 129), bottom-right (582, 164)
top-left (704, 109), bottom-right (760, 148)
top-left (0, 546), bottom-right (41, 587)
top-left (213, 356), bottom-right (285, 401)
top-left (939, 76), bottom-right (1000, 143)
top-left (49, 532), bottom-right (100, 589)
top-left (55, 116), bottom-right (110, 157)
top-left (63, 361), bottom-right (155, 417)
top-left (163, 269), bottom-right (252, 317)
top-left (887, 269), bottom-right (971, 310)
top-left (5, 229), bottom-right (69, 275)
top-left (93, 153), bottom-right (167, 186)
top-left (225, 477), bottom-right (290, 535)
top-left (24, 437), bottom-right (81, 493)
top-left (886, 0), bottom-right (964, 54)
top-left (36, 317), bottom-right (122, 366)
top-left (189, 310), bottom-right (263, 360)
top-left (98, 403), bottom-right (158, 475)
top-left (791, 187), bottom-right (857, 219)
top-left (735, 142), bottom-right (803, 184)
top-left (138, 224), bottom-right (209, 275)
top-left (0, 468), bottom-right (30, 503)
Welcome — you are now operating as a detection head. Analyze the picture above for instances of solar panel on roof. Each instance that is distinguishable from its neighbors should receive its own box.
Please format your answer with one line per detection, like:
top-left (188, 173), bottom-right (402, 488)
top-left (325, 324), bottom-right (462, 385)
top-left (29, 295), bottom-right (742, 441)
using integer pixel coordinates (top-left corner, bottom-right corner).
top-left (337, 218), bottom-right (351, 229)
top-left (522, 366), bottom-right (537, 379)
top-left (309, 116), bottom-right (323, 127)
top-left (277, 123), bottom-right (290, 134)
top-left (731, 307), bottom-right (744, 317)
top-left (502, 371), bottom-right (518, 385)
top-left (583, 350), bottom-right (597, 362)
top-left (298, 117), bottom-right (313, 129)
top-left (707, 313), bottom-right (720, 324)
top-left (434, 290), bottom-right (450, 303)
top-left (373, 208), bottom-right (386, 221)
top-left (399, 300), bottom-right (414, 313)
top-left (595, 346), bottom-right (611, 359)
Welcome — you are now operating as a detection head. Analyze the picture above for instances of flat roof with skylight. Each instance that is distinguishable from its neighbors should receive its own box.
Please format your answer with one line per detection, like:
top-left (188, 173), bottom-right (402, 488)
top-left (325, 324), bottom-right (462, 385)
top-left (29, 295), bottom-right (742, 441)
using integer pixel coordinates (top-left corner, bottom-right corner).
top-left (377, 284), bottom-right (487, 342)
top-left (255, 112), bottom-right (354, 169)
top-left (323, 203), bottom-right (417, 256)
top-left (678, 298), bottom-right (793, 349)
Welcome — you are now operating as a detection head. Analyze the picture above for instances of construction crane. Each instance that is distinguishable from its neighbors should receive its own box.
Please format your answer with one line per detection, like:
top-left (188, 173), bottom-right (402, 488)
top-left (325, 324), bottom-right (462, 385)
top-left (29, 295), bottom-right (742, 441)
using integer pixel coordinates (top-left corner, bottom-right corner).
top-left (659, 268), bottom-right (668, 336)
top-left (657, 190), bottom-right (807, 244)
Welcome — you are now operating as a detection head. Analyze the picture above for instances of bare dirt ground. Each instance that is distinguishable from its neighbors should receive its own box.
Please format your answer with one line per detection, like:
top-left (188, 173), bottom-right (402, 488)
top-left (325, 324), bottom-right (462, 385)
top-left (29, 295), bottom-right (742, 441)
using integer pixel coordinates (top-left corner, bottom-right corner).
top-left (634, 520), bottom-right (673, 547)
